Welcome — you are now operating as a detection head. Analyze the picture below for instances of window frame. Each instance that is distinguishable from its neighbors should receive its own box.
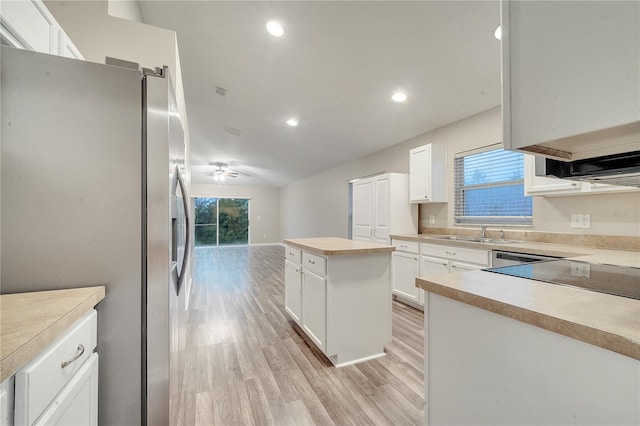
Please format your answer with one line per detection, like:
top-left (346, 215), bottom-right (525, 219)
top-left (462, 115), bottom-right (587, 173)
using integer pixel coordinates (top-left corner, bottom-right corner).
top-left (454, 145), bottom-right (533, 226)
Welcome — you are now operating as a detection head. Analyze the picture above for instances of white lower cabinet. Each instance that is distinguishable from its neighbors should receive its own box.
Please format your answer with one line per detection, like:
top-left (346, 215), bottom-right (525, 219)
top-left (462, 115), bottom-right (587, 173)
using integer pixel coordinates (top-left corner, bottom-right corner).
top-left (392, 239), bottom-right (491, 310)
top-left (392, 251), bottom-right (421, 305)
top-left (301, 269), bottom-right (327, 352)
top-left (284, 244), bottom-right (392, 367)
top-left (420, 255), bottom-right (450, 277)
top-left (284, 259), bottom-right (302, 324)
top-left (4, 310), bottom-right (99, 426)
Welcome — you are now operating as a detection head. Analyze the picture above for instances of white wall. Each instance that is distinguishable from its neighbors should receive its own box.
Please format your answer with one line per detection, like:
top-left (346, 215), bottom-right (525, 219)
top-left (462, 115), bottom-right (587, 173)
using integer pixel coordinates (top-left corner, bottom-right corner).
top-left (191, 184), bottom-right (281, 245)
top-left (282, 106), bottom-right (640, 238)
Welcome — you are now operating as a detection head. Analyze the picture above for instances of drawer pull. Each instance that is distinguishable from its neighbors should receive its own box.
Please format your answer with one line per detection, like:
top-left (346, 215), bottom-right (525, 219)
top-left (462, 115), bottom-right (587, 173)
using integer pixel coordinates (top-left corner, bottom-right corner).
top-left (308, 260), bottom-right (315, 264)
top-left (445, 251), bottom-right (456, 256)
top-left (61, 344), bottom-right (85, 369)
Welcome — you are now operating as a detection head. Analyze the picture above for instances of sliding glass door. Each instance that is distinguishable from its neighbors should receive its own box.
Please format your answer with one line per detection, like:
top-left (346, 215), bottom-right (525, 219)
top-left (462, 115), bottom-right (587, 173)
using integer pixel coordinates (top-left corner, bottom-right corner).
top-left (194, 197), bottom-right (249, 246)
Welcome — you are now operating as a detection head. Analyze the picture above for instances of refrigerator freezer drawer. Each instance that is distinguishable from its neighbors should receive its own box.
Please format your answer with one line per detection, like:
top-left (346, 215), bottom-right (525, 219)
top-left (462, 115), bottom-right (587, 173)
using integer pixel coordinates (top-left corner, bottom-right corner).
top-left (15, 310), bottom-right (97, 426)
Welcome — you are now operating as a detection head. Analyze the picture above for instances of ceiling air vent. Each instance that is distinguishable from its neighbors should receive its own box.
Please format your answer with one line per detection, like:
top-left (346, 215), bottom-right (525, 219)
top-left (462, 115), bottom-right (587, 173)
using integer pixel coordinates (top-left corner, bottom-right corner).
top-left (215, 86), bottom-right (227, 97)
top-left (224, 126), bottom-right (241, 136)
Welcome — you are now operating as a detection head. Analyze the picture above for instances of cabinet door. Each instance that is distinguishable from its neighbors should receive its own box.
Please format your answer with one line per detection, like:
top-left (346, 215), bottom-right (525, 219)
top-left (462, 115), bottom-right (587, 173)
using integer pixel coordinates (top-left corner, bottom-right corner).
top-left (524, 155), bottom-right (582, 195)
top-left (0, 0), bottom-right (58, 54)
top-left (58, 30), bottom-right (83, 60)
top-left (284, 260), bottom-right (302, 325)
top-left (504, 1), bottom-right (639, 151)
top-left (373, 175), bottom-right (390, 243)
top-left (420, 255), bottom-right (450, 276)
top-left (35, 353), bottom-right (98, 426)
top-left (352, 178), bottom-right (374, 241)
top-left (392, 252), bottom-right (421, 304)
top-left (410, 145), bottom-right (430, 202)
top-left (302, 270), bottom-right (326, 352)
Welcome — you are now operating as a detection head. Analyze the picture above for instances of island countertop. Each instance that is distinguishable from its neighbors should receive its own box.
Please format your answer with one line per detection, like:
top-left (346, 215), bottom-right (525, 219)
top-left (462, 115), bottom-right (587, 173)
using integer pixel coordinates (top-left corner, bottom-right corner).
top-left (0, 286), bottom-right (106, 382)
top-left (284, 237), bottom-right (395, 256)
top-left (416, 271), bottom-right (640, 360)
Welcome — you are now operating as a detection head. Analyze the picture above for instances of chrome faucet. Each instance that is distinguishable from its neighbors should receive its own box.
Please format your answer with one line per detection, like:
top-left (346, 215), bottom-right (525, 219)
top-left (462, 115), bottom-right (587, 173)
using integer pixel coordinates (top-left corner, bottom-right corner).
top-left (480, 225), bottom-right (487, 238)
top-left (499, 230), bottom-right (505, 241)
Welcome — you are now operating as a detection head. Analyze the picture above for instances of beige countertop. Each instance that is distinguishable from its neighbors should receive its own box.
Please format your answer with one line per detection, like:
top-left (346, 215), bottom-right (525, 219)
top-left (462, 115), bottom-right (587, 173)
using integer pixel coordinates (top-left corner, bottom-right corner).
top-left (392, 234), bottom-right (640, 267)
top-left (284, 237), bottom-right (395, 256)
top-left (416, 271), bottom-right (640, 360)
top-left (0, 286), bottom-right (105, 382)
top-left (401, 233), bottom-right (640, 360)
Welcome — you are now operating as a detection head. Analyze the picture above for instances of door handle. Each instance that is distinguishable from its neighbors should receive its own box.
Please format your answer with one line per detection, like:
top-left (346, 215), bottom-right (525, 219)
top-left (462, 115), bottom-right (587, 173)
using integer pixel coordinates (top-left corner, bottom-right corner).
top-left (175, 166), bottom-right (191, 294)
top-left (61, 344), bottom-right (85, 369)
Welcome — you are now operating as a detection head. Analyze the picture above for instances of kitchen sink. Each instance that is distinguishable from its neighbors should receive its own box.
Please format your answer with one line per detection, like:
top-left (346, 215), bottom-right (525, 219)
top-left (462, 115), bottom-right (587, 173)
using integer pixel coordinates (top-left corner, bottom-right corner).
top-left (427, 235), bottom-right (516, 244)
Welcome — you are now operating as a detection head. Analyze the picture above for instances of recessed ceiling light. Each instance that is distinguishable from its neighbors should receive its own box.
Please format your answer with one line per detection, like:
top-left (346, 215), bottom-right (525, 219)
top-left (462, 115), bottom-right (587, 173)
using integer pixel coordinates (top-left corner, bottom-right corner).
top-left (266, 21), bottom-right (284, 37)
top-left (494, 25), bottom-right (502, 40)
top-left (286, 118), bottom-right (298, 127)
top-left (392, 92), bottom-right (407, 103)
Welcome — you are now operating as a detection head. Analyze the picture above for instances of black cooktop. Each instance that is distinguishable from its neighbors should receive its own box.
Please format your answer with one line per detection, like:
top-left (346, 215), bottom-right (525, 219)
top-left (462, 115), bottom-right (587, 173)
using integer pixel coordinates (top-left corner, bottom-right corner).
top-left (484, 259), bottom-right (640, 300)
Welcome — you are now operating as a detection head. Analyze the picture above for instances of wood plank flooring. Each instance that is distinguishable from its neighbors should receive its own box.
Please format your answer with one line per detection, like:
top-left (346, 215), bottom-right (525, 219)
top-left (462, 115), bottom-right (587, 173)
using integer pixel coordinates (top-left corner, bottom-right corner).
top-left (174, 245), bottom-right (424, 425)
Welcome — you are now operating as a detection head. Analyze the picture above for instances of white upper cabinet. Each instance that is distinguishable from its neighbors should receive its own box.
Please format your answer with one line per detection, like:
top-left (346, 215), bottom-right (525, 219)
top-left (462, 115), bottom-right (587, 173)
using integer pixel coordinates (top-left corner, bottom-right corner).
top-left (502, 1), bottom-right (639, 159)
top-left (409, 144), bottom-right (447, 203)
top-left (0, 0), bottom-right (84, 59)
top-left (352, 173), bottom-right (417, 244)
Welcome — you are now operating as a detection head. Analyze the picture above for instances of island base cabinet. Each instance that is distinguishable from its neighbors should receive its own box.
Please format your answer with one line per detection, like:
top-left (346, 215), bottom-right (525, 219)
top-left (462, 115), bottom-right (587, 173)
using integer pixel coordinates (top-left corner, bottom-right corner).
top-left (425, 293), bottom-right (640, 426)
top-left (284, 244), bottom-right (392, 368)
top-left (284, 259), bottom-right (302, 324)
top-left (301, 270), bottom-right (327, 352)
top-left (325, 254), bottom-right (391, 367)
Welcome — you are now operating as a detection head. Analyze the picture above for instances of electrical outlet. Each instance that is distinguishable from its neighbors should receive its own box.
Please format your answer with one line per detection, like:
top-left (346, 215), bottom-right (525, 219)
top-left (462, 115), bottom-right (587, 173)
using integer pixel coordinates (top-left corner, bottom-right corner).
top-left (570, 262), bottom-right (591, 278)
top-left (429, 215), bottom-right (435, 224)
top-left (571, 213), bottom-right (591, 229)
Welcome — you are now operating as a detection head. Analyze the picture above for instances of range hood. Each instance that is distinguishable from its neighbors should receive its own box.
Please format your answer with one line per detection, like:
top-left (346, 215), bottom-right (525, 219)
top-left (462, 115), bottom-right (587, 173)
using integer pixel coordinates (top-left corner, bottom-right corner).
top-left (535, 151), bottom-right (640, 188)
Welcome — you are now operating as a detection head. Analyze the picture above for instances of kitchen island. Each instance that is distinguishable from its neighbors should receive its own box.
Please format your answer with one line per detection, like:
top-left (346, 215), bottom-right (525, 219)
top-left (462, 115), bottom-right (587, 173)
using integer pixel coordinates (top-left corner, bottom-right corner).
top-left (283, 237), bottom-right (395, 367)
top-left (417, 268), bottom-right (640, 425)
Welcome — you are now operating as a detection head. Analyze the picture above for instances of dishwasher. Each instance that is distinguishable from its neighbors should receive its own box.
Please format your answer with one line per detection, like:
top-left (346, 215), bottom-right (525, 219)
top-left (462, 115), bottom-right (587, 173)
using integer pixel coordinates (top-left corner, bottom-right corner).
top-left (491, 250), bottom-right (560, 267)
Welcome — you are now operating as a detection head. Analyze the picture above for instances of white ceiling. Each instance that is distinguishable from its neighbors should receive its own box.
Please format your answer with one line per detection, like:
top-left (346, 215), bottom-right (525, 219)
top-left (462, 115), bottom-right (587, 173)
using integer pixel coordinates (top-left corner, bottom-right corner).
top-left (139, 1), bottom-right (501, 187)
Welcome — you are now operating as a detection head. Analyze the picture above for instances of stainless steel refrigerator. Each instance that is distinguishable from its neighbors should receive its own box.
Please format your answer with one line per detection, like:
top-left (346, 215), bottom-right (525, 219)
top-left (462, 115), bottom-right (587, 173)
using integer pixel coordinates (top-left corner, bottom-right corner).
top-left (1, 46), bottom-right (191, 426)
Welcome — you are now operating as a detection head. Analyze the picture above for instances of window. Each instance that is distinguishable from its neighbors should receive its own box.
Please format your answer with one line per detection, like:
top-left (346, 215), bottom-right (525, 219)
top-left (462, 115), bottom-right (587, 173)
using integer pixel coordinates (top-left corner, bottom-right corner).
top-left (454, 146), bottom-right (532, 225)
top-left (194, 197), bottom-right (250, 246)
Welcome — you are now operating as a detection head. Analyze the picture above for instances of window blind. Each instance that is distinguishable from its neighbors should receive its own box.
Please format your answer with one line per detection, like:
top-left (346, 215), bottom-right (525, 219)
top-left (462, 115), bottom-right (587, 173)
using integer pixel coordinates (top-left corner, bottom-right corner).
top-left (454, 147), bottom-right (532, 225)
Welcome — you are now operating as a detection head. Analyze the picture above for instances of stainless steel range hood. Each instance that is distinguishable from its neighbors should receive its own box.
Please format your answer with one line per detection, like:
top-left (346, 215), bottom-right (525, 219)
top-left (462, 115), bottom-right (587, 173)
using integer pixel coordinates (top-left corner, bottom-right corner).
top-left (535, 151), bottom-right (640, 187)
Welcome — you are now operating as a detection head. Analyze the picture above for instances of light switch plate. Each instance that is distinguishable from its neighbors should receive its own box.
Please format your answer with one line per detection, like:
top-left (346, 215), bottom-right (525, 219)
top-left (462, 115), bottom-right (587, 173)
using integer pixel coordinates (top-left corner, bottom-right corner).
top-left (571, 213), bottom-right (591, 228)
top-left (570, 262), bottom-right (591, 278)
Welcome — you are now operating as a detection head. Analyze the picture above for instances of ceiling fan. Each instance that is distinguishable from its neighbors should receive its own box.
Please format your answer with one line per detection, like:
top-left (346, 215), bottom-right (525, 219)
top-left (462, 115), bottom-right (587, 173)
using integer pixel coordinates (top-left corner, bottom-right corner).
top-left (211, 162), bottom-right (239, 182)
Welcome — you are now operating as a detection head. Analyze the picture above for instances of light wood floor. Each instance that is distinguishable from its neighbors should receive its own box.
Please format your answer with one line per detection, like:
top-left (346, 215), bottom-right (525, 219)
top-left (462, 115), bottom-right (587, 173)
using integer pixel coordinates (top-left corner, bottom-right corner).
top-left (174, 244), bottom-right (425, 425)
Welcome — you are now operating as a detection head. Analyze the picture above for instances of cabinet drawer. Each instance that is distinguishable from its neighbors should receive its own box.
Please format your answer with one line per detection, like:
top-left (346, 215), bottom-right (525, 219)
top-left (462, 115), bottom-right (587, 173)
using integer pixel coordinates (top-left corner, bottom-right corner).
top-left (302, 252), bottom-right (327, 276)
top-left (420, 243), bottom-right (489, 266)
top-left (392, 239), bottom-right (419, 254)
top-left (15, 310), bottom-right (97, 426)
top-left (285, 246), bottom-right (301, 263)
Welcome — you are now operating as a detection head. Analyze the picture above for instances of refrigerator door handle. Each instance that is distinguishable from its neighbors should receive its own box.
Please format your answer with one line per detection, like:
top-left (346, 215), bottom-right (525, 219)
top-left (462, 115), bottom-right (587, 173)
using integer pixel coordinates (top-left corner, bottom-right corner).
top-left (175, 165), bottom-right (191, 293)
